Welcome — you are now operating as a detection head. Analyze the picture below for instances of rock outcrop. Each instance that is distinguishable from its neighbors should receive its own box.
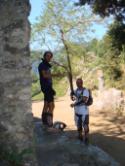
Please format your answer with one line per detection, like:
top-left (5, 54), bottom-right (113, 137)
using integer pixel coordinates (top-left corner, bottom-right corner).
top-left (0, 0), bottom-right (37, 165)
top-left (35, 120), bottom-right (120, 166)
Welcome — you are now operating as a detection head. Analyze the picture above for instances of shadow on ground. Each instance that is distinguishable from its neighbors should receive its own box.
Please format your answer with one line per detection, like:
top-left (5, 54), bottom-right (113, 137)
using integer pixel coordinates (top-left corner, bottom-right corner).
top-left (90, 133), bottom-right (125, 166)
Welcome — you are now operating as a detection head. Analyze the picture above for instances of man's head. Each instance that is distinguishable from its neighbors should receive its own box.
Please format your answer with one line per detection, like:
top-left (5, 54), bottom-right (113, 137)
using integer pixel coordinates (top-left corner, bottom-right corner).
top-left (43, 51), bottom-right (53, 62)
top-left (76, 78), bottom-right (83, 88)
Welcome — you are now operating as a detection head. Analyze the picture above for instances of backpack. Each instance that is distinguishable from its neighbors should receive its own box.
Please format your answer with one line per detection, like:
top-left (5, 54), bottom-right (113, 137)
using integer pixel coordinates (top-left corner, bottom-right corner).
top-left (75, 88), bottom-right (93, 106)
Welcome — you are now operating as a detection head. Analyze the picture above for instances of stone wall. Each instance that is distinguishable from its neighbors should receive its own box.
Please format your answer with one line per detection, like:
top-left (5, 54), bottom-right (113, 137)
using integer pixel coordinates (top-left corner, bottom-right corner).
top-left (0, 0), bottom-right (37, 165)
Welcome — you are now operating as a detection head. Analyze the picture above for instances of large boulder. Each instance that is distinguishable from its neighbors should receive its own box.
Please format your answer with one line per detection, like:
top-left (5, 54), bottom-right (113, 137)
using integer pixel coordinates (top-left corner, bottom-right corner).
top-left (35, 121), bottom-right (120, 166)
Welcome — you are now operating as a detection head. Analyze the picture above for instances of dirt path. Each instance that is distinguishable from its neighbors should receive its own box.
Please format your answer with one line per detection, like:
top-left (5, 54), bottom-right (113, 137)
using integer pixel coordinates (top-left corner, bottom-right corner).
top-left (32, 96), bottom-right (125, 166)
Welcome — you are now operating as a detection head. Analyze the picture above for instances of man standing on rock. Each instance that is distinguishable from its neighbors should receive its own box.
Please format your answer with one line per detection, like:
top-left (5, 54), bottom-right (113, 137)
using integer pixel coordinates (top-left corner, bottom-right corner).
top-left (38, 51), bottom-right (56, 127)
top-left (70, 78), bottom-right (90, 145)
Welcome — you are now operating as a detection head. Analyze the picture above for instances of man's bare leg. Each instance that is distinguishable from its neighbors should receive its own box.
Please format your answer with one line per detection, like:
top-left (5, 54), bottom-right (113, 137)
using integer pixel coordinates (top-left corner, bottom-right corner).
top-left (47, 102), bottom-right (55, 127)
top-left (84, 125), bottom-right (89, 145)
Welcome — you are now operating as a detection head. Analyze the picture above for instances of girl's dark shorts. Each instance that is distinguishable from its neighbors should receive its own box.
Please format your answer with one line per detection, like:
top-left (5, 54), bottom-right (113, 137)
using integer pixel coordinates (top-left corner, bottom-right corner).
top-left (41, 86), bottom-right (56, 103)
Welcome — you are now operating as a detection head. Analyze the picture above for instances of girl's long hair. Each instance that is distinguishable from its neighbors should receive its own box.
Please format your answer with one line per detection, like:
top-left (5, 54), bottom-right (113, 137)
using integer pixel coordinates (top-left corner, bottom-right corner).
top-left (43, 51), bottom-right (53, 59)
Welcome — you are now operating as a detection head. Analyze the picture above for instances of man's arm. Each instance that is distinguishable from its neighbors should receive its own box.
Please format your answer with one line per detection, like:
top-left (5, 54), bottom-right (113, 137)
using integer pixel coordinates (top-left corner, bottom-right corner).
top-left (51, 73), bottom-right (66, 77)
top-left (83, 96), bottom-right (89, 104)
top-left (41, 70), bottom-right (51, 79)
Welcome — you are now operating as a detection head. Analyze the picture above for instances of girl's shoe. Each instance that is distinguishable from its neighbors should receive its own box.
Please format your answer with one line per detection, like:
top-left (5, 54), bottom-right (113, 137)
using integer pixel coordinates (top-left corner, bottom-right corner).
top-left (84, 137), bottom-right (89, 146)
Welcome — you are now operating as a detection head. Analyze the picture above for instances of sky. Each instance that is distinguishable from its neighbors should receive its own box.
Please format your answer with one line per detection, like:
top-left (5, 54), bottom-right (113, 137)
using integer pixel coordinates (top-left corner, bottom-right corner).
top-left (29, 0), bottom-right (44, 24)
top-left (29, 0), bottom-right (110, 50)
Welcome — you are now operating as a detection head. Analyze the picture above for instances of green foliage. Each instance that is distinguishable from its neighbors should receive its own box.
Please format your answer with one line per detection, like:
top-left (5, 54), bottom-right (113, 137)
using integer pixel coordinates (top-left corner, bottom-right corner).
top-left (32, 80), bottom-right (41, 98)
top-left (32, 71), bottom-right (39, 83)
top-left (108, 21), bottom-right (125, 52)
top-left (86, 34), bottom-right (125, 89)
top-left (31, 0), bottom-right (125, 96)
top-left (0, 144), bottom-right (33, 166)
top-left (31, 51), bottom-right (42, 64)
top-left (32, 0), bottom-right (97, 67)
top-left (31, 0), bottom-right (101, 93)
top-left (78, 0), bottom-right (125, 22)
top-left (78, 0), bottom-right (125, 57)
top-left (120, 46), bottom-right (125, 64)
top-left (32, 92), bottom-right (43, 101)
top-left (53, 78), bottom-right (68, 97)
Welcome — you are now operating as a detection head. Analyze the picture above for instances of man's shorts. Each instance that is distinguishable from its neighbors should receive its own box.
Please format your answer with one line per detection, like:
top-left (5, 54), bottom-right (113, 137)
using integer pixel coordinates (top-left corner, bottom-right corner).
top-left (41, 86), bottom-right (56, 103)
top-left (75, 113), bottom-right (89, 130)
